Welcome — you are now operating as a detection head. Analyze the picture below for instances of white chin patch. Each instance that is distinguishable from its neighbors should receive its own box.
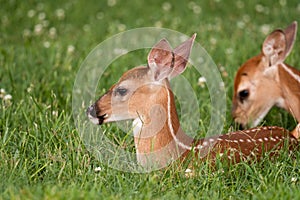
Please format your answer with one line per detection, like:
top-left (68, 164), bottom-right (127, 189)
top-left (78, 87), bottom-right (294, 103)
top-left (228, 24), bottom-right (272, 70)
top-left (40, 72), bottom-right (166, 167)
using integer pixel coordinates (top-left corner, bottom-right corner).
top-left (251, 109), bottom-right (270, 127)
top-left (87, 113), bottom-right (99, 125)
top-left (132, 118), bottom-right (143, 137)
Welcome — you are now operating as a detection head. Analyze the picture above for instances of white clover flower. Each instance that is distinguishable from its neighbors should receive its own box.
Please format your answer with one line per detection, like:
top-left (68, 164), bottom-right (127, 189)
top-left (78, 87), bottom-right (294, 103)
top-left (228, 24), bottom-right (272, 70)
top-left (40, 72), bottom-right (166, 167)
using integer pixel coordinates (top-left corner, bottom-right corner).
top-left (162, 2), bottom-right (172, 11)
top-left (219, 66), bottom-right (228, 78)
top-left (34, 24), bottom-right (43, 35)
top-left (67, 45), bottom-right (75, 54)
top-left (27, 84), bottom-right (34, 93)
top-left (113, 48), bottom-right (128, 55)
top-left (198, 76), bottom-right (207, 88)
top-left (43, 41), bottom-right (50, 48)
top-left (96, 12), bottom-right (104, 20)
top-left (188, 1), bottom-right (195, 9)
top-left (184, 168), bottom-right (194, 177)
top-left (117, 24), bottom-right (126, 32)
top-left (83, 24), bottom-right (90, 32)
top-left (237, 21), bottom-right (245, 29)
top-left (52, 110), bottom-right (58, 117)
top-left (23, 29), bottom-right (31, 38)
top-left (107, 0), bottom-right (116, 7)
top-left (38, 12), bottom-right (46, 21)
top-left (236, 1), bottom-right (244, 9)
top-left (0, 89), bottom-right (4, 99)
top-left (185, 168), bottom-right (192, 173)
top-left (219, 81), bottom-right (225, 90)
top-left (37, 3), bottom-right (44, 11)
top-left (3, 94), bottom-right (12, 101)
top-left (279, 0), bottom-right (286, 6)
top-left (260, 24), bottom-right (271, 35)
top-left (94, 166), bottom-right (102, 172)
top-left (55, 9), bottom-right (65, 20)
top-left (243, 15), bottom-right (250, 23)
top-left (155, 21), bottom-right (163, 28)
top-left (192, 5), bottom-right (201, 14)
top-left (42, 20), bottom-right (49, 27)
top-left (210, 37), bottom-right (217, 45)
top-left (197, 57), bottom-right (204, 64)
top-left (27, 9), bottom-right (36, 18)
top-left (49, 27), bottom-right (57, 39)
top-left (255, 4), bottom-right (265, 13)
top-left (225, 48), bottom-right (233, 55)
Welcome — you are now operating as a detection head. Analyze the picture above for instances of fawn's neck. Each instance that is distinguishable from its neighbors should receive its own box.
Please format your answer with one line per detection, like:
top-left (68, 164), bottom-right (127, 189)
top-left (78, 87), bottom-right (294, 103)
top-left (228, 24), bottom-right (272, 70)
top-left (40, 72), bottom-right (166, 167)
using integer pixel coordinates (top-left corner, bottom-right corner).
top-left (132, 85), bottom-right (193, 168)
top-left (278, 63), bottom-right (300, 122)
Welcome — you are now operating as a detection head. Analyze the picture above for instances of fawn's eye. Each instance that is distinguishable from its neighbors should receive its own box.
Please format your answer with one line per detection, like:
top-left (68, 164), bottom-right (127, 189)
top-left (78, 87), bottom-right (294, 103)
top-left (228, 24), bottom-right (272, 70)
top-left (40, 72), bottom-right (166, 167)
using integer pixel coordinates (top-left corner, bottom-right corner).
top-left (116, 87), bottom-right (128, 96)
top-left (238, 89), bottom-right (249, 102)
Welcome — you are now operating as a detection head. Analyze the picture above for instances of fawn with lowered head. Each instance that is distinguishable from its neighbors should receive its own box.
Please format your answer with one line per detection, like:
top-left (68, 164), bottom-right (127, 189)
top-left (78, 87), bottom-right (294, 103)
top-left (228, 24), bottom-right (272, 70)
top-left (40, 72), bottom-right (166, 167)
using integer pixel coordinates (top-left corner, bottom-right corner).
top-left (231, 22), bottom-right (300, 138)
top-left (87, 34), bottom-right (298, 169)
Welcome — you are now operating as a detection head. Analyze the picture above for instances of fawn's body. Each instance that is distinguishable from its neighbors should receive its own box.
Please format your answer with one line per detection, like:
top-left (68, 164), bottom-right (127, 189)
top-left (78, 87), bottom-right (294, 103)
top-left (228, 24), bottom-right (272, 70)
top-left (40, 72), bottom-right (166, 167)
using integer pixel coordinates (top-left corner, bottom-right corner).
top-left (87, 34), bottom-right (298, 169)
top-left (232, 22), bottom-right (300, 138)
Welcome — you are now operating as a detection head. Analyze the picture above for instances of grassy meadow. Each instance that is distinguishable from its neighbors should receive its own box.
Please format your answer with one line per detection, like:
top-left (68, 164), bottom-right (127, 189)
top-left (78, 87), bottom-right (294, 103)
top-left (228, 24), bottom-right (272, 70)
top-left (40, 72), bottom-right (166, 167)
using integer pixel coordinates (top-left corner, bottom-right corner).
top-left (1, 0), bottom-right (300, 199)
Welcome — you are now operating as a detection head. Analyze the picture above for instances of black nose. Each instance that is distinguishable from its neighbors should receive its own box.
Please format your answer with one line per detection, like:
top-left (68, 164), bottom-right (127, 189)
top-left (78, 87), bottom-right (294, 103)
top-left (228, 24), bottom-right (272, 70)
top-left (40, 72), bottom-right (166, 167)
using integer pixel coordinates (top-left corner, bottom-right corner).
top-left (230, 121), bottom-right (245, 130)
top-left (86, 104), bottom-right (97, 118)
top-left (238, 123), bottom-right (245, 130)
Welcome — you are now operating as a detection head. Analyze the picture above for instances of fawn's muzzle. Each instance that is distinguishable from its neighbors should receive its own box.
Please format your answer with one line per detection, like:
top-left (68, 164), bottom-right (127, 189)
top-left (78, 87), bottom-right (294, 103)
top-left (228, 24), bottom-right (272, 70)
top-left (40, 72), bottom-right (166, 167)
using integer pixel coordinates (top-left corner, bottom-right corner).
top-left (86, 104), bottom-right (97, 118)
top-left (86, 104), bottom-right (107, 125)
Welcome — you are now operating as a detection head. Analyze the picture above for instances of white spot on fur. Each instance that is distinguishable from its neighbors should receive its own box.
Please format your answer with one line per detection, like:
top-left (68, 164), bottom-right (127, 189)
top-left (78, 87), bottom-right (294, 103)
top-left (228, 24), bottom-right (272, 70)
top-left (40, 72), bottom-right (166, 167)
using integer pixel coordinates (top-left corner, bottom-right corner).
top-left (185, 168), bottom-right (192, 173)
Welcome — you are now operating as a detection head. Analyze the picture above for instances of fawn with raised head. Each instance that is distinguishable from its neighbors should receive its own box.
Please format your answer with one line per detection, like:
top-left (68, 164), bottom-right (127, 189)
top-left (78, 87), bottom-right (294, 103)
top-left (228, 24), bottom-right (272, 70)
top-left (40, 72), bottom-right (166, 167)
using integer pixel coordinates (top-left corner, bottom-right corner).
top-left (231, 22), bottom-right (300, 138)
top-left (87, 34), bottom-right (298, 169)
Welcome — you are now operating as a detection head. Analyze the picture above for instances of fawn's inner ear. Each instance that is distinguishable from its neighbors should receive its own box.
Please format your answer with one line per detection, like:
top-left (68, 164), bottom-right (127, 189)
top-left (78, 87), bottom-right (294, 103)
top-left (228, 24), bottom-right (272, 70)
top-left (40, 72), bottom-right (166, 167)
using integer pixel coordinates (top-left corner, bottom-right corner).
top-left (262, 30), bottom-right (287, 66)
top-left (169, 33), bottom-right (196, 78)
top-left (283, 21), bottom-right (297, 57)
top-left (147, 39), bottom-right (174, 82)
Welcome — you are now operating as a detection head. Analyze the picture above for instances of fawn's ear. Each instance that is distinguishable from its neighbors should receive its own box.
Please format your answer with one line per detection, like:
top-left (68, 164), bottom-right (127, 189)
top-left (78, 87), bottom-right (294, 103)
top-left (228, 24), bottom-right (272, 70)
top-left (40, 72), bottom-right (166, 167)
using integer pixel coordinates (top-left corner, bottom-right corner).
top-left (262, 30), bottom-right (286, 66)
top-left (283, 21), bottom-right (297, 58)
top-left (262, 22), bottom-right (297, 66)
top-left (147, 39), bottom-right (174, 81)
top-left (170, 33), bottom-right (196, 78)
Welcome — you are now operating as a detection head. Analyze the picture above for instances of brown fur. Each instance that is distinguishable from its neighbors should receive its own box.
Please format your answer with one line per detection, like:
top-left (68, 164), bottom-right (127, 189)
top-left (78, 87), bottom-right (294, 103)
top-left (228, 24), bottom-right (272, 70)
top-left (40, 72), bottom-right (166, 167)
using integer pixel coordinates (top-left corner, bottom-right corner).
top-left (232, 22), bottom-right (300, 137)
top-left (87, 34), bottom-right (298, 169)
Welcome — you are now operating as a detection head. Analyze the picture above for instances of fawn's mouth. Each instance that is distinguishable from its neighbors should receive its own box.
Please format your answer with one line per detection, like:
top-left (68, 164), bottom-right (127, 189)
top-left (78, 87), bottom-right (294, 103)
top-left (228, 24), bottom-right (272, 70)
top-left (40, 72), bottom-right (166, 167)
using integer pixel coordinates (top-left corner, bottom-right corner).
top-left (86, 104), bottom-right (108, 125)
top-left (96, 113), bottom-right (108, 125)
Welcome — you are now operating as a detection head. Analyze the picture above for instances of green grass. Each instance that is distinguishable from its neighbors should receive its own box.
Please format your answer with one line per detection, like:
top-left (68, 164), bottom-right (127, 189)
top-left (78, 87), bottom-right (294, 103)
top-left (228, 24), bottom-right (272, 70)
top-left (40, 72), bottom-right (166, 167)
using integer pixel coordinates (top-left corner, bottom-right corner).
top-left (1, 0), bottom-right (300, 199)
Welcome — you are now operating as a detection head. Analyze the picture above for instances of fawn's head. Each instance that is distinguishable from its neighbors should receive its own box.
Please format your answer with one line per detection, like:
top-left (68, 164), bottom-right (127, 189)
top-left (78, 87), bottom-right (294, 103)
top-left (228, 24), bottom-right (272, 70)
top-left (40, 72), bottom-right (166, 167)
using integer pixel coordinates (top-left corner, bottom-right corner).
top-left (87, 34), bottom-right (196, 126)
top-left (232, 22), bottom-right (297, 128)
